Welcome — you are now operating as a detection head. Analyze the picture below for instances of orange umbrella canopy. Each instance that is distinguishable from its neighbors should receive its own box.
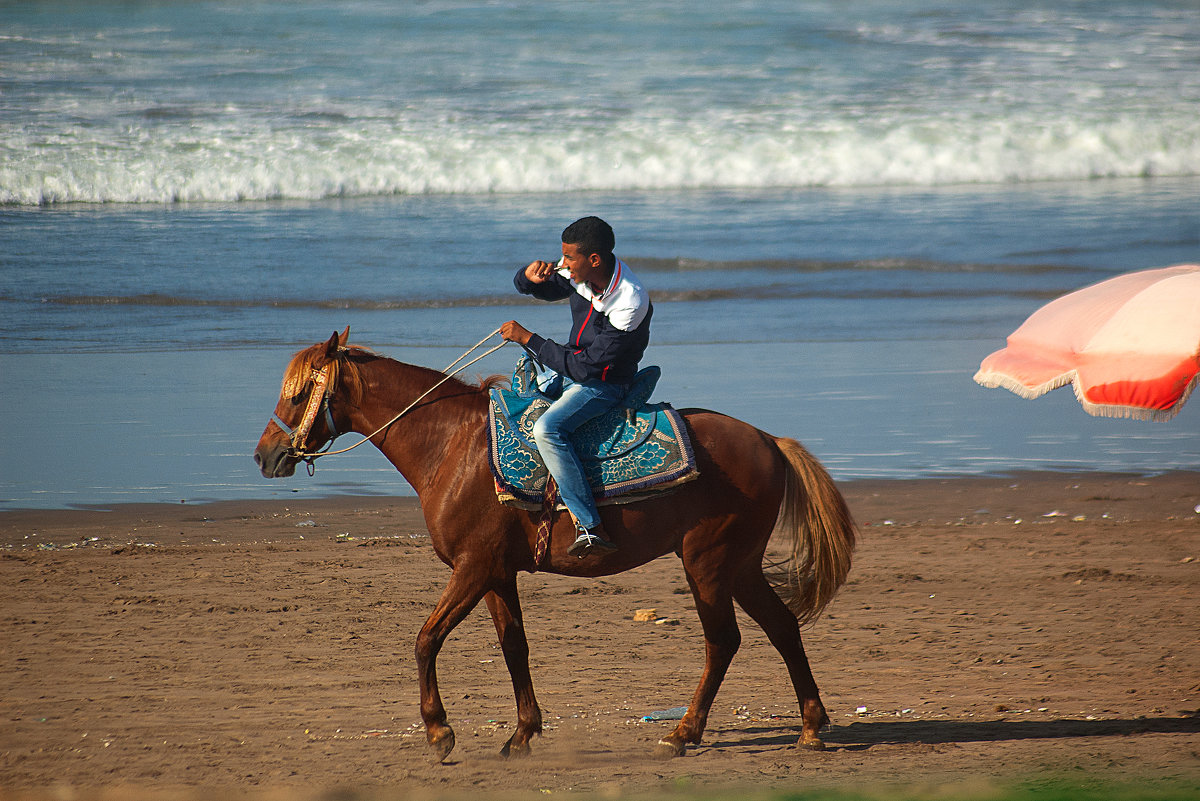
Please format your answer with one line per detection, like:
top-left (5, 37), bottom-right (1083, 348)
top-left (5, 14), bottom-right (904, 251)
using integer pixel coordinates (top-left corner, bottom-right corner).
top-left (974, 264), bottom-right (1200, 421)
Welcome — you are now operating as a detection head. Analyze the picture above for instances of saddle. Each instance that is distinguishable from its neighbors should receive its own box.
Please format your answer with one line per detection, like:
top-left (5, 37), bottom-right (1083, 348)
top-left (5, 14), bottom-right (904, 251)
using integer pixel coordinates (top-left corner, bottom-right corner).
top-left (487, 356), bottom-right (699, 509)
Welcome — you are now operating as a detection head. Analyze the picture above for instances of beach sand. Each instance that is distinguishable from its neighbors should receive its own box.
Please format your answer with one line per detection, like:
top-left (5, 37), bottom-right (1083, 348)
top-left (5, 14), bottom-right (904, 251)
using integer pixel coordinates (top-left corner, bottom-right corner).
top-left (2, 472), bottom-right (1198, 799)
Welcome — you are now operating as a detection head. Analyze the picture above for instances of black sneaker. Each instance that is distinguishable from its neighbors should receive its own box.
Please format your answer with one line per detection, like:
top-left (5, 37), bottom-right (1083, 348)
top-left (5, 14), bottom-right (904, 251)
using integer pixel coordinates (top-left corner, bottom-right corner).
top-left (567, 528), bottom-right (618, 558)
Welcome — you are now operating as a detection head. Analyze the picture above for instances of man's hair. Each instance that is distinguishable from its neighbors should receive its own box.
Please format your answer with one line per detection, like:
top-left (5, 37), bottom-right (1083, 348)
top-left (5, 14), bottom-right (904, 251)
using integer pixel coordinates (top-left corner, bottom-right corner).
top-left (561, 216), bottom-right (615, 260)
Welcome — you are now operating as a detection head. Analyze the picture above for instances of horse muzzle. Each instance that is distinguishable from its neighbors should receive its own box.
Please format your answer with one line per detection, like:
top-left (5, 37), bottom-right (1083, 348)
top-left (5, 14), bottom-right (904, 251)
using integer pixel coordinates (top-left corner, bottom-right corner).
top-left (254, 441), bottom-right (298, 478)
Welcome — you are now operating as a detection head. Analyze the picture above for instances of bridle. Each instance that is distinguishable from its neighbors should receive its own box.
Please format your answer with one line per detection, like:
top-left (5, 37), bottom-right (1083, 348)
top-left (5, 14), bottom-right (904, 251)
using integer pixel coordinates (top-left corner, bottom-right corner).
top-left (272, 328), bottom-right (511, 475)
top-left (273, 364), bottom-right (341, 474)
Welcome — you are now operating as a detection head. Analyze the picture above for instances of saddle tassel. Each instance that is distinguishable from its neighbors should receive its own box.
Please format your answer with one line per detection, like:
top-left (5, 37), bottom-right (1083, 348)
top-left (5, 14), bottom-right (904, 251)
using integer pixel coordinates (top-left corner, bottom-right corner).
top-left (533, 477), bottom-right (558, 571)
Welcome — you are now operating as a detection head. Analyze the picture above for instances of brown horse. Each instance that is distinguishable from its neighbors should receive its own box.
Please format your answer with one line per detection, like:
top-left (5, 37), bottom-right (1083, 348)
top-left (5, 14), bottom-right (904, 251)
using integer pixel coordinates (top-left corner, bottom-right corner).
top-left (255, 329), bottom-right (856, 761)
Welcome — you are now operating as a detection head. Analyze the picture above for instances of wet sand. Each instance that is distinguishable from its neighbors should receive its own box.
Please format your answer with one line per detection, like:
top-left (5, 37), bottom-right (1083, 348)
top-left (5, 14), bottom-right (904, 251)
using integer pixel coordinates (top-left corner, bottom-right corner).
top-left (2, 472), bottom-right (1198, 799)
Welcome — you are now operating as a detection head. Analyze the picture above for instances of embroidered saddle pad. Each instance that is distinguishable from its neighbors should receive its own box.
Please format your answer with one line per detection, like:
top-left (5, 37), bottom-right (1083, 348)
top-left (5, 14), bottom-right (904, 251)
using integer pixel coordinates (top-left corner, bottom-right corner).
top-left (487, 357), bottom-right (699, 508)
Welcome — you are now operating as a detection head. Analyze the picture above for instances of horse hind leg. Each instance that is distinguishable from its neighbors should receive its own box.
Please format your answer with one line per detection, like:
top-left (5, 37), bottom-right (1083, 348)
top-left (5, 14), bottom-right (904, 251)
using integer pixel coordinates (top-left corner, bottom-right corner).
top-left (654, 565), bottom-right (741, 758)
top-left (733, 568), bottom-right (829, 750)
top-left (484, 581), bottom-right (543, 758)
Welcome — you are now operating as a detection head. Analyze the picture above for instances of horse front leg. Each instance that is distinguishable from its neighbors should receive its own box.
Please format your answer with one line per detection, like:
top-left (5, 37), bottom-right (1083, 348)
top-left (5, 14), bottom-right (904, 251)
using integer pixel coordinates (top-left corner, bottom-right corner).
top-left (415, 566), bottom-right (488, 763)
top-left (484, 581), bottom-right (543, 757)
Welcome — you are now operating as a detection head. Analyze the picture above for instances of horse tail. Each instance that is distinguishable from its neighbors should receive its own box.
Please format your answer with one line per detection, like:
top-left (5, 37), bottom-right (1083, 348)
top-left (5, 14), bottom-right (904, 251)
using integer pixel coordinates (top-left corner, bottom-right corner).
top-left (765, 437), bottom-right (857, 627)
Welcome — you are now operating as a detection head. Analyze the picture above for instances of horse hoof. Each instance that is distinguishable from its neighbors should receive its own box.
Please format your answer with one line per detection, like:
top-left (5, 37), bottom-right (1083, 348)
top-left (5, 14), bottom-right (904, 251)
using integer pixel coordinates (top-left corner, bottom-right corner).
top-left (500, 735), bottom-right (532, 759)
top-left (653, 738), bottom-right (686, 759)
top-left (428, 729), bottom-right (456, 763)
top-left (797, 734), bottom-right (826, 751)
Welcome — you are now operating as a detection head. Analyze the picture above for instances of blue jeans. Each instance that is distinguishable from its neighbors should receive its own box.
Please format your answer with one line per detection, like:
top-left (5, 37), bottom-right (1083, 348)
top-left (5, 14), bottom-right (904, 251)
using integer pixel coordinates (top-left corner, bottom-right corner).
top-left (531, 372), bottom-right (626, 532)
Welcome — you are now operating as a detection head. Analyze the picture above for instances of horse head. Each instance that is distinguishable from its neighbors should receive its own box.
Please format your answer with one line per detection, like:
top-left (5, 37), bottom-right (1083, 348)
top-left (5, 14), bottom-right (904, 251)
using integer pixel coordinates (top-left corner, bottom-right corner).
top-left (254, 327), bottom-right (350, 478)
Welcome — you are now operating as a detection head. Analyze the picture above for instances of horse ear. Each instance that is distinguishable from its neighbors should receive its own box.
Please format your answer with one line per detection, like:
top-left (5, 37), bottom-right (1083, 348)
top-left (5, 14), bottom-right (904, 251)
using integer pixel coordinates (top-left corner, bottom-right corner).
top-left (338, 325), bottom-right (350, 346)
top-left (324, 329), bottom-right (342, 358)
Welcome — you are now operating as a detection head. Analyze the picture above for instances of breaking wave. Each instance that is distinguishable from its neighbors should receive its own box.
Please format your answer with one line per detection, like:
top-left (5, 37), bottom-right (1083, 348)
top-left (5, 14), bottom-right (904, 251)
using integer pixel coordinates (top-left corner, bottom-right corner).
top-left (4, 112), bottom-right (1198, 205)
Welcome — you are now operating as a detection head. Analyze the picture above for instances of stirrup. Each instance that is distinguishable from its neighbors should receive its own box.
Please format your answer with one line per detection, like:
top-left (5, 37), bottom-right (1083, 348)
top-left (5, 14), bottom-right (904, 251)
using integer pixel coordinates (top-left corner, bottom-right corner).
top-left (567, 529), bottom-right (618, 558)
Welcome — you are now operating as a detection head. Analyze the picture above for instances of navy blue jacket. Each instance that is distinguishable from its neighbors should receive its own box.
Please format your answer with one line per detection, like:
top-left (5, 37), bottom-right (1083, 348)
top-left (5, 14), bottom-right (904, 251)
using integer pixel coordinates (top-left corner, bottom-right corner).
top-left (514, 260), bottom-right (653, 385)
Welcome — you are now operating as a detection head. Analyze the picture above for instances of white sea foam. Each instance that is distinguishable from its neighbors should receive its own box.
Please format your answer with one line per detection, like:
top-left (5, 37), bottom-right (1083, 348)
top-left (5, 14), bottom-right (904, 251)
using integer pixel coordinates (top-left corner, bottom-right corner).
top-left (3, 110), bottom-right (1197, 205)
top-left (3, 0), bottom-right (1198, 205)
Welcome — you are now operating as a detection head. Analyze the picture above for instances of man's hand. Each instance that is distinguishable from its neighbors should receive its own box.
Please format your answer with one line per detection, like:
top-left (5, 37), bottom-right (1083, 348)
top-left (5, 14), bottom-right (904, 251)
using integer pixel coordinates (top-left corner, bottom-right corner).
top-left (500, 320), bottom-right (533, 346)
top-left (524, 259), bottom-right (558, 283)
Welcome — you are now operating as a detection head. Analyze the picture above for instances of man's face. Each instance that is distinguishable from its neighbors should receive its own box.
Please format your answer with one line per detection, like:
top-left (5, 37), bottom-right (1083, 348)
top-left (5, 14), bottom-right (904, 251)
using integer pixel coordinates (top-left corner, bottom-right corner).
top-left (561, 242), bottom-right (602, 288)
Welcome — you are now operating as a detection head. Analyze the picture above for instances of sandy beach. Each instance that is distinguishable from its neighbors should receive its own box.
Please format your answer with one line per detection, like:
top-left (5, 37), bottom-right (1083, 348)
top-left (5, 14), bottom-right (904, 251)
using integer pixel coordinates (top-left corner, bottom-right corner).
top-left (1, 471), bottom-right (1197, 799)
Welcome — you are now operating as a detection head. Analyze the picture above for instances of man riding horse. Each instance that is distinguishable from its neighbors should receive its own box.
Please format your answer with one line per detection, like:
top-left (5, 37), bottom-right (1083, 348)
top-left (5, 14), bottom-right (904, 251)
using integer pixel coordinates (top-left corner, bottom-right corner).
top-left (500, 216), bottom-right (653, 559)
top-left (257, 221), bottom-right (854, 760)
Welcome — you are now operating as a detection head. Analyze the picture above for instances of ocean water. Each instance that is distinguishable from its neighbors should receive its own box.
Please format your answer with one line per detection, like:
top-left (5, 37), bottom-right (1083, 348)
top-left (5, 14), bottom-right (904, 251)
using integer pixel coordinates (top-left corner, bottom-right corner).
top-left (2, 1), bottom-right (1198, 509)
top-left (5, 0), bottom-right (1200, 203)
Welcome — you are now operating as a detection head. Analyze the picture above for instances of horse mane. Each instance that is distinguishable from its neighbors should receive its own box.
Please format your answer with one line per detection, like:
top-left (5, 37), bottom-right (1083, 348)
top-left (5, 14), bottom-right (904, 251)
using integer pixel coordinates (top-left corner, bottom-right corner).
top-left (280, 341), bottom-right (508, 407)
top-left (478, 373), bottom-right (508, 392)
top-left (280, 342), bottom-right (376, 407)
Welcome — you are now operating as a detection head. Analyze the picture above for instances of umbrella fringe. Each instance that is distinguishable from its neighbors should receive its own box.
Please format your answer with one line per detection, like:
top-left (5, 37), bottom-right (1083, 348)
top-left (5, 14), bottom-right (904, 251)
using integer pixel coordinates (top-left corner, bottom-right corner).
top-left (972, 369), bottom-right (1074, 400)
top-left (975, 368), bottom-right (1198, 422)
top-left (1074, 373), bottom-right (1198, 423)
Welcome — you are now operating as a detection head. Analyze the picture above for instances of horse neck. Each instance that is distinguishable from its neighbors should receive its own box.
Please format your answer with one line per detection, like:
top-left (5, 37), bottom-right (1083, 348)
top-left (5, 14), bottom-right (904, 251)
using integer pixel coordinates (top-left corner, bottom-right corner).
top-left (345, 357), bottom-right (487, 495)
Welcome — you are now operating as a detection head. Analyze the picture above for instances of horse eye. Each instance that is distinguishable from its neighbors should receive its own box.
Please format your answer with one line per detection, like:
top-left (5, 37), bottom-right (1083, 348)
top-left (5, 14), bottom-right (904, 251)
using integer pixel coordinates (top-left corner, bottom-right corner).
top-left (289, 382), bottom-right (312, 405)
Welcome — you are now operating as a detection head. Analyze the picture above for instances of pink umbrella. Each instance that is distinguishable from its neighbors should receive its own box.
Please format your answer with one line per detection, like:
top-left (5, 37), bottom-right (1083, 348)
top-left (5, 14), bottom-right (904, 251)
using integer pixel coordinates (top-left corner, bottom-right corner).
top-left (974, 264), bottom-right (1200, 421)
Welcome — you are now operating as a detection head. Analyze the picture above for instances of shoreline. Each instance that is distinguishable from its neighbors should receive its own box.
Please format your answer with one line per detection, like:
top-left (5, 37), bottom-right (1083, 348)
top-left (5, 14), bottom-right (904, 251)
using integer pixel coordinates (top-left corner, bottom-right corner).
top-left (3, 469), bottom-right (1197, 528)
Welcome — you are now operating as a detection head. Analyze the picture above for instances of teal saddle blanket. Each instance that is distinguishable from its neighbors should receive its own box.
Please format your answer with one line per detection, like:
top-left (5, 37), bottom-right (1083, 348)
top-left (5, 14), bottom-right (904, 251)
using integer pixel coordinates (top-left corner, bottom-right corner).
top-left (487, 357), bottom-right (699, 507)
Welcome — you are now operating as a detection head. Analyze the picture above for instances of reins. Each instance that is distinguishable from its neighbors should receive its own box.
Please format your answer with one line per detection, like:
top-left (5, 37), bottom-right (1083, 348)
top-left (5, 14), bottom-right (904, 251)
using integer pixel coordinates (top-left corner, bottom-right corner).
top-left (289, 328), bottom-right (510, 469)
